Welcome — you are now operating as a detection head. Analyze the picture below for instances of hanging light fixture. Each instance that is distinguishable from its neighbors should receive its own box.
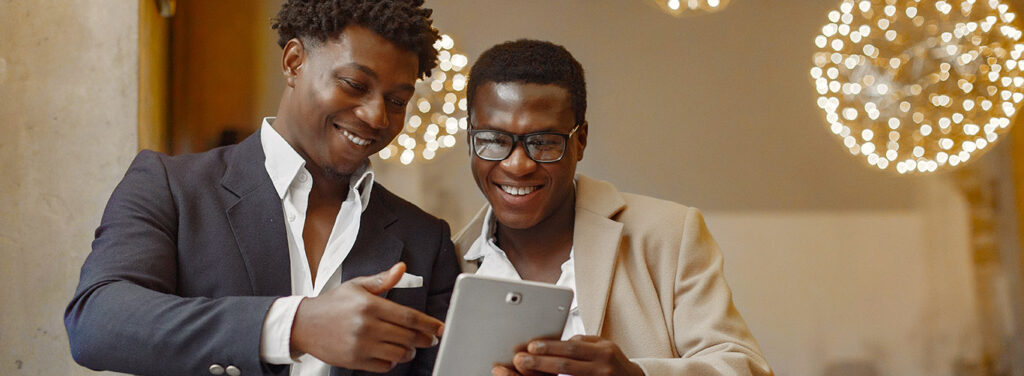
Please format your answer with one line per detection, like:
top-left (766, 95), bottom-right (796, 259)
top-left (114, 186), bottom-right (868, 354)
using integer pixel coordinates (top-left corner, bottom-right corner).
top-left (379, 33), bottom-right (469, 165)
top-left (811, 0), bottom-right (1024, 174)
top-left (652, 0), bottom-right (731, 17)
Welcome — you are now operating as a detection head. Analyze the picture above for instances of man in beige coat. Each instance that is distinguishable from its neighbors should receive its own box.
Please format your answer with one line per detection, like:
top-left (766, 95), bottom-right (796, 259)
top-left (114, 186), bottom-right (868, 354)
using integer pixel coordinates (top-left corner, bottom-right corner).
top-left (454, 39), bottom-right (773, 376)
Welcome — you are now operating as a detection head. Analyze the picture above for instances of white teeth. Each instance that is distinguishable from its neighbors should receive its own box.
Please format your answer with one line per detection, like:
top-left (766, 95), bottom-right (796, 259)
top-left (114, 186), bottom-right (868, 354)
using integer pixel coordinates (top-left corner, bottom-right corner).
top-left (500, 185), bottom-right (537, 196)
top-left (343, 130), bottom-right (371, 146)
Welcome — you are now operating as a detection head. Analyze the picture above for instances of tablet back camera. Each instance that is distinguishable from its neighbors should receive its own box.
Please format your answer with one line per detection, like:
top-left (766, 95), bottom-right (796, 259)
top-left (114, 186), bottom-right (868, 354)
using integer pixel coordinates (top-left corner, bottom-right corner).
top-left (505, 292), bottom-right (523, 305)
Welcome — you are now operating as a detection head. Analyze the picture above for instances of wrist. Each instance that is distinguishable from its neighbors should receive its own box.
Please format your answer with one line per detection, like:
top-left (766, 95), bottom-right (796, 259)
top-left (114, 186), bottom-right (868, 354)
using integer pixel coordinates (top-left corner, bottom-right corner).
top-left (289, 297), bottom-right (313, 356)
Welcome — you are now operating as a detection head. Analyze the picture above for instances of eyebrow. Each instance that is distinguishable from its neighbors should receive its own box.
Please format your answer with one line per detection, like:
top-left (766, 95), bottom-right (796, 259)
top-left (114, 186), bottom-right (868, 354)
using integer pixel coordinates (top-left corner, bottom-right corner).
top-left (343, 63), bottom-right (416, 93)
top-left (471, 124), bottom-right (569, 134)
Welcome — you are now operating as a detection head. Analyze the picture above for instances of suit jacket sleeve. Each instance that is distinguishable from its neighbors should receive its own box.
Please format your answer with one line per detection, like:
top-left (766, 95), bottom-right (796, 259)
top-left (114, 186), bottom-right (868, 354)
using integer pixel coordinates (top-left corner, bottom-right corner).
top-left (64, 151), bottom-right (285, 376)
top-left (631, 208), bottom-right (773, 376)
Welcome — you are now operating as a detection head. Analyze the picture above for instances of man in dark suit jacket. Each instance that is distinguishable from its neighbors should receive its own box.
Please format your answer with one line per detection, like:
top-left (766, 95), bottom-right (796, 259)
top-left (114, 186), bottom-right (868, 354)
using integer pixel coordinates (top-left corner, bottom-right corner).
top-left (64, 1), bottom-right (459, 375)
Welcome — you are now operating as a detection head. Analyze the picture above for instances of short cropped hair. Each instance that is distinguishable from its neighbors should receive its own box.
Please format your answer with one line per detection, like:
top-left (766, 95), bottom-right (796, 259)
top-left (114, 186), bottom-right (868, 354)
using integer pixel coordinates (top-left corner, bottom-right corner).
top-left (272, 0), bottom-right (440, 78)
top-left (467, 39), bottom-right (587, 124)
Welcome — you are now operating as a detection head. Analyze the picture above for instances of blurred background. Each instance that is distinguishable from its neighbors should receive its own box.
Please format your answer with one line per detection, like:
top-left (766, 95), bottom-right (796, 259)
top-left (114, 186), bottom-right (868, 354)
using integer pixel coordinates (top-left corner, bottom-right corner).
top-left (1, 0), bottom-right (1023, 375)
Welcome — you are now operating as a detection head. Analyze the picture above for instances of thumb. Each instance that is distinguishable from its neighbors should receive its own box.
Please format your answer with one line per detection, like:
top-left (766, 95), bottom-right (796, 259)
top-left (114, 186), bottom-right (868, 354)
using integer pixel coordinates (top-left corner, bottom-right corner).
top-left (357, 262), bottom-right (406, 295)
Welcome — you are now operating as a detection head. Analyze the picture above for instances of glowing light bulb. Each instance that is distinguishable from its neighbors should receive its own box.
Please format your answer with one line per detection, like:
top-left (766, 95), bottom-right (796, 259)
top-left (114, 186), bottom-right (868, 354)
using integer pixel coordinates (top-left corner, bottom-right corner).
top-left (653, 0), bottom-right (731, 17)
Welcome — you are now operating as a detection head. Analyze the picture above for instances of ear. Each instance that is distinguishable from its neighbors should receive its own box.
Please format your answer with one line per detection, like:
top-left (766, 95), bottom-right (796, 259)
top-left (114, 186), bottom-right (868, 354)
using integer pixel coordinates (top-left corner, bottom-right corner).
top-left (465, 111), bottom-right (474, 157)
top-left (281, 38), bottom-right (306, 88)
top-left (575, 121), bottom-right (588, 161)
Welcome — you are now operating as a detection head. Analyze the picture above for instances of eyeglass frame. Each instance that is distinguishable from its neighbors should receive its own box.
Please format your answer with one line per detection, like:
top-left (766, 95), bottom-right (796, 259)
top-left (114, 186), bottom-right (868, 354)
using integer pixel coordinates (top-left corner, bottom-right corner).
top-left (468, 123), bottom-right (584, 163)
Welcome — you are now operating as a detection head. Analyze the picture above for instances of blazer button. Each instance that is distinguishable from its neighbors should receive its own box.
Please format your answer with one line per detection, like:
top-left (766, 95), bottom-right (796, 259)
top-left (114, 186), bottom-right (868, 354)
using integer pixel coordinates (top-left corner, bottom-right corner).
top-left (226, 365), bottom-right (241, 376)
top-left (209, 364), bottom-right (225, 375)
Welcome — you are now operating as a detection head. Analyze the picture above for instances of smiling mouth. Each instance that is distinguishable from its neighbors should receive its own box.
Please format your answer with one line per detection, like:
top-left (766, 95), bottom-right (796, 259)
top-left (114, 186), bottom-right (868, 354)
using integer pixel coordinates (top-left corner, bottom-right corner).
top-left (335, 124), bottom-right (373, 146)
top-left (498, 184), bottom-right (541, 196)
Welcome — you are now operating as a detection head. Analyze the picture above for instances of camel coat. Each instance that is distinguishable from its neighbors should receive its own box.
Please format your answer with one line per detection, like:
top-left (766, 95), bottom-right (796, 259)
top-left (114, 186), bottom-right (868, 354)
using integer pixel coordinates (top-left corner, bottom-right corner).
top-left (454, 175), bottom-right (772, 375)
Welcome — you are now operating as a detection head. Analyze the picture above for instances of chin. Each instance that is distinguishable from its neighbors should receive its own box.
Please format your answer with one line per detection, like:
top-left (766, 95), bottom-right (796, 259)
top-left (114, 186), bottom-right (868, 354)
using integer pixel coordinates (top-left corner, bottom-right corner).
top-left (323, 157), bottom-right (366, 179)
top-left (323, 165), bottom-right (353, 180)
top-left (493, 210), bottom-right (541, 231)
top-left (326, 151), bottom-right (374, 175)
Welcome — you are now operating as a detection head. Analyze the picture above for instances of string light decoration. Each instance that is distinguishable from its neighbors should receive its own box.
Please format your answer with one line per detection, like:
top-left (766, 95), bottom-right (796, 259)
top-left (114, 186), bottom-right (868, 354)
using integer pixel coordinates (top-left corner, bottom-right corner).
top-left (379, 34), bottom-right (469, 165)
top-left (653, 0), bottom-right (731, 17)
top-left (811, 0), bottom-right (1024, 174)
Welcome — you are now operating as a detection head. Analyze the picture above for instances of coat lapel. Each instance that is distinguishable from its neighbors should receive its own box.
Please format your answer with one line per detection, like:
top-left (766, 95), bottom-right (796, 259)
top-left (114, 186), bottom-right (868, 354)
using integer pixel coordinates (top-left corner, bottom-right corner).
top-left (455, 175), bottom-right (628, 335)
top-left (333, 190), bottom-right (402, 376)
top-left (341, 187), bottom-right (403, 285)
top-left (222, 133), bottom-right (292, 296)
top-left (572, 175), bottom-right (626, 335)
top-left (452, 206), bottom-right (488, 273)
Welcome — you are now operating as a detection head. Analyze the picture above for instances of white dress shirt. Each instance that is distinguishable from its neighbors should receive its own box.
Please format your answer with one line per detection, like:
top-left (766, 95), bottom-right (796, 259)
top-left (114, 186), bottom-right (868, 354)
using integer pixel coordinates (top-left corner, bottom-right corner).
top-left (463, 207), bottom-right (584, 341)
top-left (465, 202), bottom-right (650, 376)
top-left (257, 118), bottom-right (374, 376)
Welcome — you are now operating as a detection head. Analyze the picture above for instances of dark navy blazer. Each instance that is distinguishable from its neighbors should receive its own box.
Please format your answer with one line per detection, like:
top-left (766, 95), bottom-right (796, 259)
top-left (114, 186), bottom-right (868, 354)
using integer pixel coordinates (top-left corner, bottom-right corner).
top-left (65, 132), bottom-right (460, 376)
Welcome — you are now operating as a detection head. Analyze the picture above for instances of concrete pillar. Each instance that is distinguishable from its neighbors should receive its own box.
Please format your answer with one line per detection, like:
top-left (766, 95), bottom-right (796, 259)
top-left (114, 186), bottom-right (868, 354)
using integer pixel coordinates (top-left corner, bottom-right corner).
top-left (0, 1), bottom-right (139, 374)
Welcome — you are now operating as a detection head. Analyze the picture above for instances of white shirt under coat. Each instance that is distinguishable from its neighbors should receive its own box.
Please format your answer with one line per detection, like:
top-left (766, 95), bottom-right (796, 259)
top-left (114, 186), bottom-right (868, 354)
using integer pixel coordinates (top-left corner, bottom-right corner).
top-left (257, 118), bottom-right (375, 376)
top-left (465, 200), bottom-right (650, 376)
top-left (463, 207), bottom-right (584, 341)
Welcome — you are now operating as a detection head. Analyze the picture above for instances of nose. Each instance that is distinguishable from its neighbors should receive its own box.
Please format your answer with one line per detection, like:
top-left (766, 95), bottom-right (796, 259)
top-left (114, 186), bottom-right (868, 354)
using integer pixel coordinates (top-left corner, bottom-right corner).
top-left (499, 143), bottom-right (537, 177)
top-left (354, 96), bottom-right (388, 129)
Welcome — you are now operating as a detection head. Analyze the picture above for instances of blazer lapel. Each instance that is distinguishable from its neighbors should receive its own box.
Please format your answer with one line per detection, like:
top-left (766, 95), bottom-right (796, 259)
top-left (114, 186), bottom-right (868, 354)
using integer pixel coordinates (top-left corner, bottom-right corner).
top-left (572, 175), bottom-right (626, 335)
top-left (222, 133), bottom-right (292, 296)
top-left (333, 190), bottom-right (402, 376)
top-left (341, 187), bottom-right (403, 285)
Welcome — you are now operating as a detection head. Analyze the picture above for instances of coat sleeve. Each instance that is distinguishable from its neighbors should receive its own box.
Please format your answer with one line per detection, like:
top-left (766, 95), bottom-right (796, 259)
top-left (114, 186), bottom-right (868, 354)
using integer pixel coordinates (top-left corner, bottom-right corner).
top-left (64, 151), bottom-right (286, 376)
top-left (631, 208), bottom-right (773, 376)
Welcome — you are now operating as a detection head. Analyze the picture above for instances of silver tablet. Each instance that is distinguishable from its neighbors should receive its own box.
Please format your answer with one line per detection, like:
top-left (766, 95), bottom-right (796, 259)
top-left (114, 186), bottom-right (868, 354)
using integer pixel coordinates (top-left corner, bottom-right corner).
top-left (432, 274), bottom-right (574, 376)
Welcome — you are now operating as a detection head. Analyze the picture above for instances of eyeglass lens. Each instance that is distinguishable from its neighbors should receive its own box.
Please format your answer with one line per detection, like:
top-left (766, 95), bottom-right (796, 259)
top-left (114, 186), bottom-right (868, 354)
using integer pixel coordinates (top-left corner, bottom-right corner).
top-left (473, 131), bottom-right (567, 162)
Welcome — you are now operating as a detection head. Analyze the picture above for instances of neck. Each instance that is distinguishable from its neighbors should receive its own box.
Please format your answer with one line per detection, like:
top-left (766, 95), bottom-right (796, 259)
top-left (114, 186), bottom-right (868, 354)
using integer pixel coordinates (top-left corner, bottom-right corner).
top-left (306, 162), bottom-right (351, 202)
top-left (273, 105), bottom-right (352, 201)
top-left (495, 191), bottom-right (576, 268)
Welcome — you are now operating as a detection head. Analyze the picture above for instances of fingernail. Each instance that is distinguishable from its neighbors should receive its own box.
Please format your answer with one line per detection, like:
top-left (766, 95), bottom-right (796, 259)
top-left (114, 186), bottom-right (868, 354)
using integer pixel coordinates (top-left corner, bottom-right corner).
top-left (528, 341), bottom-right (545, 353)
top-left (491, 366), bottom-right (501, 375)
top-left (431, 336), bottom-right (439, 346)
top-left (517, 354), bottom-right (533, 366)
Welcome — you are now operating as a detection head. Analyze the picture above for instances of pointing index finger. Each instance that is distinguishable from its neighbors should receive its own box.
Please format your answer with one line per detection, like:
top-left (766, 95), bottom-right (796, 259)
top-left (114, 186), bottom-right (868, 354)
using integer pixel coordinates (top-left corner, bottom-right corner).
top-left (372, 297), bottom-right (444, 337)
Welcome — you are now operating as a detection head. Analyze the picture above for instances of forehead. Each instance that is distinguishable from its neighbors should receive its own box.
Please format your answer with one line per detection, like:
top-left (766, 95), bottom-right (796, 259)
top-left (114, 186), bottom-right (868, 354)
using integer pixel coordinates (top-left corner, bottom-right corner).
top-left (309, 25), bottom-right (418, 83)
top-left (471, 82), bottom-right (574, 131)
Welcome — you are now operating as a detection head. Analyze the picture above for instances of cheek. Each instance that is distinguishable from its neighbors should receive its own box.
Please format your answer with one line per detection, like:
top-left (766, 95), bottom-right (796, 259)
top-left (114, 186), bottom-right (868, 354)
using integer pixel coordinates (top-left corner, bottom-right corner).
top-left (306, 80), bottom-right (335, 105)
top-left (386, 112), bottom-right (406, 129)
top-left (470, 161), bottom-right (490, 188)
top-left (544, 164), bottom-right (576, 190)
top-left (381, 123), bottom-right (403, 141)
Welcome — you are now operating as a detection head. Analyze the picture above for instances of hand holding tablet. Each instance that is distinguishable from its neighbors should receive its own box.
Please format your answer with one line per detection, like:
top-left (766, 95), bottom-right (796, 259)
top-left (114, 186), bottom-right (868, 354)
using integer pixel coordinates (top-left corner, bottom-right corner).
top-left (432, 274), bottom-right (574, 375)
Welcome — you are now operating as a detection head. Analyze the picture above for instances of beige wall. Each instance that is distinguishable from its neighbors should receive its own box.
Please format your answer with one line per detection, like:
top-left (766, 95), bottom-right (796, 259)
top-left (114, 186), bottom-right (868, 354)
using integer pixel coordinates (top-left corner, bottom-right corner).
top-left (709, 179), bottom-right (981, 376)
top-left (0, 1), bottom-right (139, 374)
top-left (422, 0), bottom-right (925, 213)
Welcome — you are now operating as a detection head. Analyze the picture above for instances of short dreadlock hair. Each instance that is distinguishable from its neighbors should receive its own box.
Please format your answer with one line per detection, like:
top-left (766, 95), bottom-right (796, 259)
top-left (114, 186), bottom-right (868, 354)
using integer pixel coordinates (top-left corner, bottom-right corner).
top-left (272, 0), bottom-right (440, 78)
top-left (467, 39), bottom-right (587, 124)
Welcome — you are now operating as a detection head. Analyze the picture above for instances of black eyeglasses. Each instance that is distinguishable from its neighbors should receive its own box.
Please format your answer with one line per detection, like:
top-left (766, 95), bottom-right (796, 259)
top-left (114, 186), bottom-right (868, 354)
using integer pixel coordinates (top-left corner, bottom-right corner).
top-left (469, 124), bottom-right (581, 163)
